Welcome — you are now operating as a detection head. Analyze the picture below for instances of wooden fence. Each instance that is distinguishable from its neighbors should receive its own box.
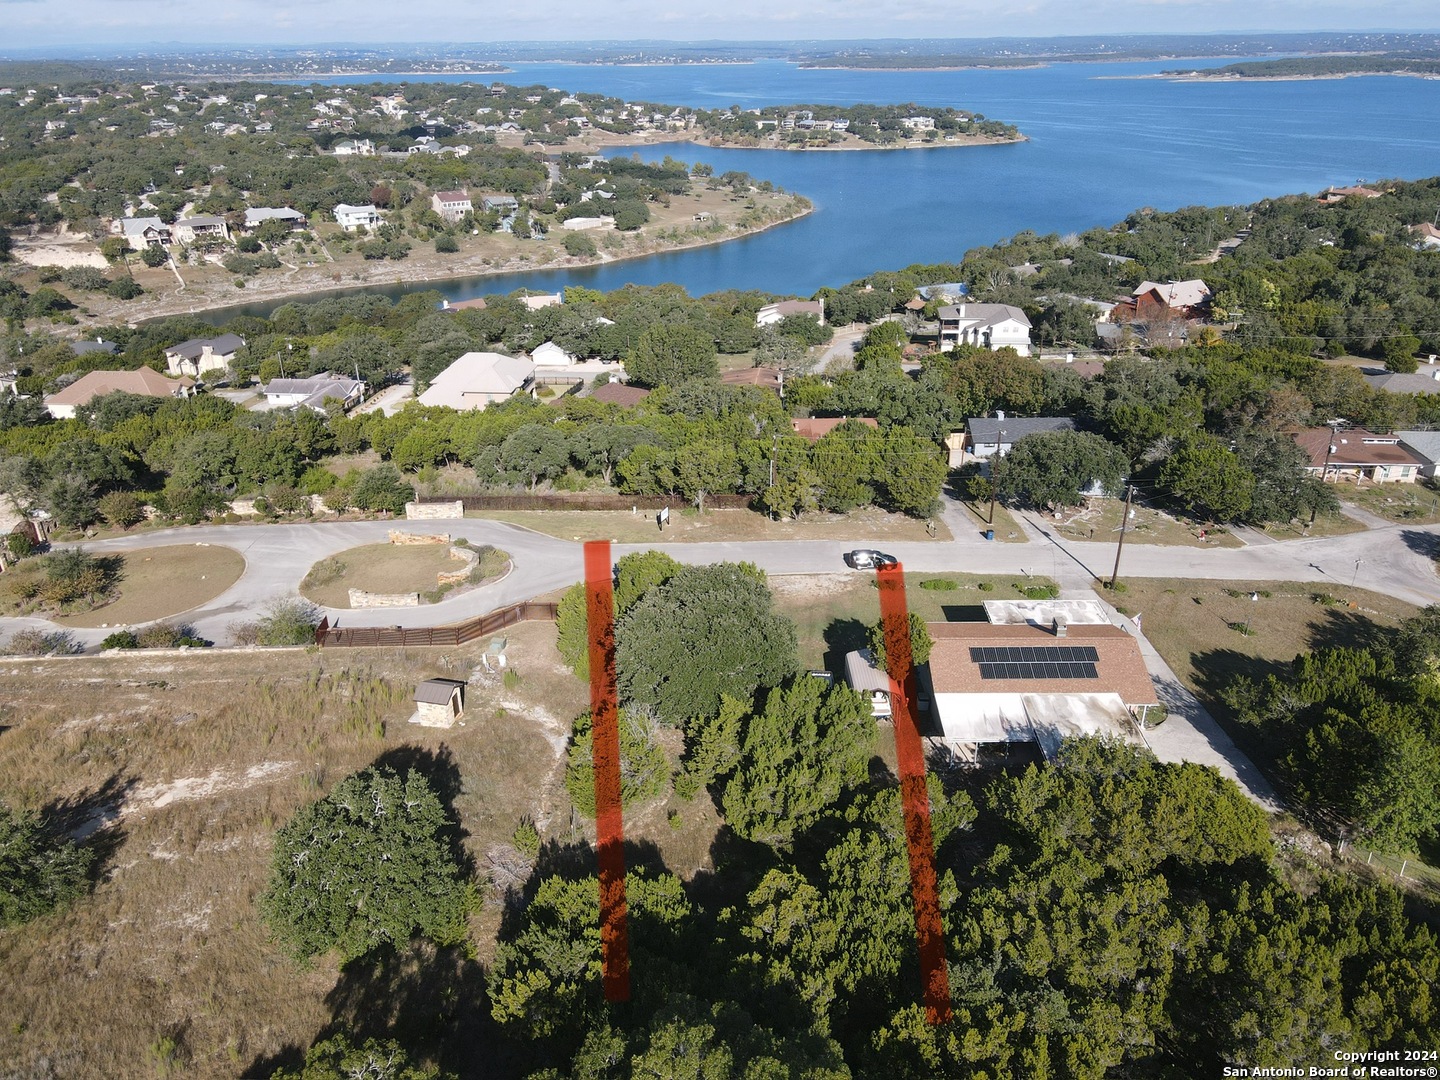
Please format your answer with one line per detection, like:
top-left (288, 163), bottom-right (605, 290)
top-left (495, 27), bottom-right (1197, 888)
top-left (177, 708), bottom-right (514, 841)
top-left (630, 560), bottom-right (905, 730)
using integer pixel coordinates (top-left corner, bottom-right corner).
top-left (314, 600), bottom-right (559, 649)
top-left (418, 493), bottom-right (753, 512)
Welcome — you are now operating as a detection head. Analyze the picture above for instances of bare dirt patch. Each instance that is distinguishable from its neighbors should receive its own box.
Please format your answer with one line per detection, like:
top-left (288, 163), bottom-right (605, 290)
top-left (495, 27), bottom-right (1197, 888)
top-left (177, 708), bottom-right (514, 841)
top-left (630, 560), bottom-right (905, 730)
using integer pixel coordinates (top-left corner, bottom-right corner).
top-left (47, 544), bottom-right (246, 628)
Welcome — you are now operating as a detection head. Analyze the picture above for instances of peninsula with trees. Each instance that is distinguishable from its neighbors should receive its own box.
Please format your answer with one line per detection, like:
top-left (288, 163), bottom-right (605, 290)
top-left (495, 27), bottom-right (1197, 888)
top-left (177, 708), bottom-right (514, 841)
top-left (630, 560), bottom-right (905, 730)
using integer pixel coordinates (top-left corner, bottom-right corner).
top-left (3, 146), bottom-right (1440, 1075)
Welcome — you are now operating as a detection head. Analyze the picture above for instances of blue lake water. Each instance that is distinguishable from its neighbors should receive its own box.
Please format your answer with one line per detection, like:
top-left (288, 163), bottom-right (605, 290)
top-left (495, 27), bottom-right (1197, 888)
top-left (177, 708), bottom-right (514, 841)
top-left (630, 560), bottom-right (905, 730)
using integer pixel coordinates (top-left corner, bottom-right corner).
top-left (236, 59), bottom-right (1440, 312)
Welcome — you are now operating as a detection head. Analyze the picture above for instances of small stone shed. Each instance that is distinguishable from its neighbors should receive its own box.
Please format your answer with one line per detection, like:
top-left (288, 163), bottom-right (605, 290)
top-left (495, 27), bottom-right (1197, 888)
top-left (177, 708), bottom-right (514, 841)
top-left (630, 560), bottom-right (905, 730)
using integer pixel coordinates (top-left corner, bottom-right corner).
top-left (411, 678), bottom-right (468, 728)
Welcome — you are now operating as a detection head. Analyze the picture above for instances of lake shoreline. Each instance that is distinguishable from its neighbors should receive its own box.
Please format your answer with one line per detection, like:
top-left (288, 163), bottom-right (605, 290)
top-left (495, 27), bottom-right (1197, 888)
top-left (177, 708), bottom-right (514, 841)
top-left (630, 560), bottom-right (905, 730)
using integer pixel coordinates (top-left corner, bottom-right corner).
top-left (119, 203), bottom-right (817, 326)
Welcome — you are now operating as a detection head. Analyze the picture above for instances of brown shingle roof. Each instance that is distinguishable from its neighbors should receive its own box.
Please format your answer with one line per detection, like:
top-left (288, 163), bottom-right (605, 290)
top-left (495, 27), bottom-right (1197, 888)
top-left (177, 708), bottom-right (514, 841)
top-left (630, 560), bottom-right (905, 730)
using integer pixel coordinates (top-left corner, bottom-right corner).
top-left (588, 382), bottom-right (651, 407)
top-left (1291, 427), bottom-right (1424, 470)
top-left (926, 622), bottom-right (1157, 705)
top-left (790, 416), bottom-right (879, 442)
top-left (720, 365), bottom-right (781, 391)
top-left (45, 367), bottom-right (194, 407)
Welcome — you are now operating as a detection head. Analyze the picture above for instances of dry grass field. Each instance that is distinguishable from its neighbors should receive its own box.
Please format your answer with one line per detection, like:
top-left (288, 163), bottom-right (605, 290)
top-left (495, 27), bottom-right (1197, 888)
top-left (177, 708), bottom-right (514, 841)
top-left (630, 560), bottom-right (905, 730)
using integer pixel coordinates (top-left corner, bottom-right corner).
top-left (0, 624), bottom-right (594, 1077)
top-left (1051, 499), bottom-right (1245, 548)
top-left (2, 545), bottom-right (245, 627)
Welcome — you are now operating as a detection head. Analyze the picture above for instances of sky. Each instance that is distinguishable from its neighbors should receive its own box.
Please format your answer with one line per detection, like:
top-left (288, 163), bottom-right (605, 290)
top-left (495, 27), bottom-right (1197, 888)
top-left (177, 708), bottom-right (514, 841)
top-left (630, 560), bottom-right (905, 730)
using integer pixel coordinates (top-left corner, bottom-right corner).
top-left (0, 0), bottom-right (1437, 51)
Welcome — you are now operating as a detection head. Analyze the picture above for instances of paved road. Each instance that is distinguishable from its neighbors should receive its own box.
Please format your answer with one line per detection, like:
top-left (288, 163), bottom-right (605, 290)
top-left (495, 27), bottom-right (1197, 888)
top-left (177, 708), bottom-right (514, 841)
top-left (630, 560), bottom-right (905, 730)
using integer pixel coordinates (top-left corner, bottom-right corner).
top-left (6, 497), bottom-right (1439, 647)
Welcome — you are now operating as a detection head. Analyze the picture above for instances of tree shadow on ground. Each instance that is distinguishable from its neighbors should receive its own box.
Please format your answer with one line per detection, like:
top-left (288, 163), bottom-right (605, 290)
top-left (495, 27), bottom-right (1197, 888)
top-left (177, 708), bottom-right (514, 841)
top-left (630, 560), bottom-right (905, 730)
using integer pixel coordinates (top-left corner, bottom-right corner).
top-left (45, 771), bottom-right (138, 885)
top-left (496, 835), bottom-right (670, 941)
top-left (368, 743), bottom-right (475, 880)
top-left (1399, 528), bottom-right (1440, 561)
top-left (822, 616), bottom-right (868, 674)
top-left (1306, 607), bottom-right (1402, 656)
top-left (1188, 647), bottom-right (1291, 772)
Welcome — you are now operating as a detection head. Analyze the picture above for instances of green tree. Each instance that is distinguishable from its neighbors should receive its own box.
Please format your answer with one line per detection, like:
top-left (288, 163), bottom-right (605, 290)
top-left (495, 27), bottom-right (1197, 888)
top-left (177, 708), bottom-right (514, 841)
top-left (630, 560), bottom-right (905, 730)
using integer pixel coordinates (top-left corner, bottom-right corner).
top-left (0, 801), bottom-right (94, 927)
top-left (625, 324), bottom-right (718, 388)
top-left (563, 231), bottom-right (597, 258)
top-left (556, 550), bottom-right (682, 680)
top-left (991, 430), bottom-right (1128, 509)
top-left (270, 1032), bottom-right (452, 1080)
top-left (668, 438), bottom-right (740, 512)
top-left (617, 562), bottom-right (797, 726)
top-left (865, 611), bottom-right (933, 669)
top-left (1382, 331), bottom-right (1421, 373)
top-left (255, 597), bottom-right (322, 646)
top-left (722, 678), bottom-right (877, 847)
top-left (564, 708), bottom-right (672, 817)
top-left (260, 766), bottom-right (477, 963)
top-left (1160, 432), bottom-right (1255, 522)
top-left (96, 490), bottom-right (145, 530)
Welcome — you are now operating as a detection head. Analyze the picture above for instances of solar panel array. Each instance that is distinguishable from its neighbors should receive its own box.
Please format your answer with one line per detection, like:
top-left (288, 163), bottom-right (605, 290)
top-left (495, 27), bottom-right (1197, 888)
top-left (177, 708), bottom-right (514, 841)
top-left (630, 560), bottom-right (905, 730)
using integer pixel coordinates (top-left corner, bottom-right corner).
top-left (969, 645), bottom-right (1100, 681)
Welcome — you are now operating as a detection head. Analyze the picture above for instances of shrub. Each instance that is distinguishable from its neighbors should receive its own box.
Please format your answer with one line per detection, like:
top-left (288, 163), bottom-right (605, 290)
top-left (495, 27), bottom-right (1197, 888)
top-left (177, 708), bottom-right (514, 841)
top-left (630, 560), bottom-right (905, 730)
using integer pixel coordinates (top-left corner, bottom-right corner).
top-left (563, 232), bottom-right (597, 258)
top-left (106, 278), bottom-right (142, 300)
top-left (1019, 583), bottom-right (1061, 600)
top-left (565, 709), bottom-right (671, 817)
top-left (3, 628), bottom-right (81, 656)
top-left (0, 802), bottom-right (94, 927)
top-left (255, 598), bottom-right (322, 646)
top-left (919, 579), bottom-right (958, 591)
top-left (5, 531), bottom-right (36, 559)
top-left (140, 246), bottom-right (169, 268)
top-left (227, 620), bottom-right (260, 646)
top-left (96, 490), bottom-right (145, 530)
top-left (977, 581), bottom-right (994, 592)
top-left (101, 629), bottom-right (140, 650)
top-left (434, 234), bottom-right (459, 254)
top-left (39, 547), bottom-right (110, 606)
top-left (511, 818), bottom-right (541, 861)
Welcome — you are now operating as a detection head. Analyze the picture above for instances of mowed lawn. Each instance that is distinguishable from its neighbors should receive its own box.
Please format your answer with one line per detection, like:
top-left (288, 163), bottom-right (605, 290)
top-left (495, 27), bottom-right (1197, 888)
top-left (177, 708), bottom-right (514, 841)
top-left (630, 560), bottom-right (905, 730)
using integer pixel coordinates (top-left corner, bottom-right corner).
top-left (299, 542), bottom-right (476, 608)
top-left (53, 545), bottom-right (246, 628)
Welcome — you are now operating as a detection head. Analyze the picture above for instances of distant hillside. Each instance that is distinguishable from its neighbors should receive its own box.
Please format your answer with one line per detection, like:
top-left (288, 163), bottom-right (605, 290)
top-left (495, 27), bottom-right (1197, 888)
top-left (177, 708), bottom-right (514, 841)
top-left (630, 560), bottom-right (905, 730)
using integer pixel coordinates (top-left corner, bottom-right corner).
top-left (1168, 54), bottom-right (1440, 79)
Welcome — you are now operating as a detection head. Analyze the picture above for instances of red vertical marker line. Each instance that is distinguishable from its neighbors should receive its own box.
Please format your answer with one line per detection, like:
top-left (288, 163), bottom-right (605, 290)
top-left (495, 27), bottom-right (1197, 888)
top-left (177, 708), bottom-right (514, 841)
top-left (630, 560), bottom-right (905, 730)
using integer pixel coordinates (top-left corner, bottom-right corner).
top-left (876, 562), bottom-right (953, 1025)
top-left (584, 540), bottom-right (631, 1002)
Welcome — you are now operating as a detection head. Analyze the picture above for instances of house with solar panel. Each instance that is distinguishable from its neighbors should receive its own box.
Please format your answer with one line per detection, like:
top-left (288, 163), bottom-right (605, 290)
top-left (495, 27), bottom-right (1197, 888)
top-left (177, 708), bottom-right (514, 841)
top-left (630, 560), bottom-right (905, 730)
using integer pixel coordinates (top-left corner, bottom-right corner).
top-left (919, 599), bottom-right (1157, 763)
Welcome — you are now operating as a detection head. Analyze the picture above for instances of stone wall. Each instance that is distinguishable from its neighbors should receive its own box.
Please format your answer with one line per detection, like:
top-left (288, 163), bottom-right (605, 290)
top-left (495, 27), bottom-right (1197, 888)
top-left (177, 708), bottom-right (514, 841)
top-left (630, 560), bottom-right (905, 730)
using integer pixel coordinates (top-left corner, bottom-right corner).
top-left (436, 545), bottom-right (479, 586)
top-left (405, 500), bottom-right (463, 520)
top-left (388, 529), bottom-right (450, 546)
top-left (348, 588), bottom-right (420, 608)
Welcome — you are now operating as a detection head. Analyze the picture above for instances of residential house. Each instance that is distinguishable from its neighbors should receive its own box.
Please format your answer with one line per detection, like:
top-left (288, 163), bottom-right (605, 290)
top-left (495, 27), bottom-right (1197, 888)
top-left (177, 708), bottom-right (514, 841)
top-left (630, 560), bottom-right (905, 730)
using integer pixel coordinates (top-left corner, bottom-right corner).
top-left (1408, 223), bottom-right (1440, 250)
top-left (1318, 184), bottom-right (1384, 204)
top-left (1365, 368), bottom-right (1440, 396)
top-left (173, 215), bottom-right (231, 245)
top-left (1292, 426), bottom-right (1423, 484)
top-left (923, 601), bottom-right (1156, 762)
top-left (431, 190), bottom-right (473, 223)
top-left (756, 299), bottom-right (824, 328)
top-left (44, 368), bottom-right (194, 419)
top-left (587, 382), bottom-right (651, 407)
top-left (720, 366), bottom-right (782, 394)
top-left (1396, 431), bottom-right (1440, 479)
top-left (243, 207), bottom-right (307, 231)
top-left (937, 303), bottom-right (1033, 355)
top-left (332, 137), bottom-right (376, 156)
top-left (417, 352), bottom-right (536, 411)
top-left (789, 416), bottom-right (879, 442)
top-left (1123, 280), bottom-right (1212, 320)
top-left (164, 333), bottom-right (245, 379)
top-left (439, 297), bottom-right (488, 312)
top-left (531, 341), bottom-right (577, 367)
top-left (116, 215), bottom-right (171, 249)
top-left (900, 116), bottom-right (936, 131)
top-left (260, 373), bottom-right (366, 413)
top-left (519, 293), bottom-right (562, 311)
top-left (481, 195), bottom-right (520, 214)
top-left (332, 203), bottom-right (382, 231)
top-left (70, 338), bottom-right (120, 357)
top-left (948, 415), bottom-right (1078, 467)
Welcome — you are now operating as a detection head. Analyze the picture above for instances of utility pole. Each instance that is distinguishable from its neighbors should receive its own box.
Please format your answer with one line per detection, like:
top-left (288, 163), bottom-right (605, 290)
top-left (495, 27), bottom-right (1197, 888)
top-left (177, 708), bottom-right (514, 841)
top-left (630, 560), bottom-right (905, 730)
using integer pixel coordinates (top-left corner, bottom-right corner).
top-left (1109, 484), bottom-right (1134, 590)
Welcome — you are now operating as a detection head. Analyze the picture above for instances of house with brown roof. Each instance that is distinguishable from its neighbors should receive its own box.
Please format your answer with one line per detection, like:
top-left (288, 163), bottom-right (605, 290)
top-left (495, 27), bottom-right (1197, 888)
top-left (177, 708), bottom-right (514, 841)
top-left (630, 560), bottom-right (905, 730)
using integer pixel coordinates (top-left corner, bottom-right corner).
top-left (790, 416), bottom-right (879, 442)
top-left (720, 366), bottom-right (782, 393)
top-left (1117, 279), bottom-right (1212, 320)
top-left (1318, 184), bottom-right (1384, 204)
top-left (923, 610), bottom-right (1156, 761)
top-left (756, 299), bottom-right (824, 328)
top-left (431, 190), bottom-right (473, 223)
top-left (45, 367), bottom-right (194, 418)
top-left (1409, 223), bottom-right (1440, 249)
top-left (1292, 426), bottom-right (1423, 484)
top-left (587, 381), bottom-right (651, 408)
